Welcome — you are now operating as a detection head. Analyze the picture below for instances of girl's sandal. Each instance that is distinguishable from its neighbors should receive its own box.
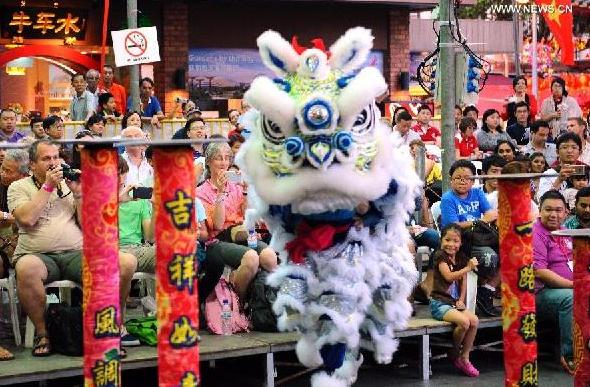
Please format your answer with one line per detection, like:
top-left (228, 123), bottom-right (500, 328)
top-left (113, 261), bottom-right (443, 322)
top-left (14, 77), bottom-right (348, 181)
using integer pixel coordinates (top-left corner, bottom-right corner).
top-left (0, 346), bottom-right (14, 361)
top-left (32, 334), bottom-right (52, 357)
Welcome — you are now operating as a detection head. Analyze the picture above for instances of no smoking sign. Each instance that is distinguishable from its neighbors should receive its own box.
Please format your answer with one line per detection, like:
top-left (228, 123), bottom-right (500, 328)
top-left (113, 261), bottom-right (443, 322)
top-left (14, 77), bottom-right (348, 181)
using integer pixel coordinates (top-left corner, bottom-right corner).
top-left (125, 31), bottom-right (147, 57)
top-left (112, 27), bottom-right (160, 67)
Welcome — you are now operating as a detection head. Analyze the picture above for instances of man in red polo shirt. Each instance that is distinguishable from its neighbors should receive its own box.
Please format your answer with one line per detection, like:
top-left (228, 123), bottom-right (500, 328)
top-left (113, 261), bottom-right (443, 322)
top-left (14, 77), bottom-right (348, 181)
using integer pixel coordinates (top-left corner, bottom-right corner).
top-left (99, 64), bottom-right (127, 114)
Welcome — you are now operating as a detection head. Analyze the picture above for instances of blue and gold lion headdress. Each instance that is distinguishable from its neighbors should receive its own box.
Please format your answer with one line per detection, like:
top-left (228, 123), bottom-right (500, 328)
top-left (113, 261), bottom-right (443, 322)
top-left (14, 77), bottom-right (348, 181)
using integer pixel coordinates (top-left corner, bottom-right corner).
top-left (236, 27), bottom-right (420, 387)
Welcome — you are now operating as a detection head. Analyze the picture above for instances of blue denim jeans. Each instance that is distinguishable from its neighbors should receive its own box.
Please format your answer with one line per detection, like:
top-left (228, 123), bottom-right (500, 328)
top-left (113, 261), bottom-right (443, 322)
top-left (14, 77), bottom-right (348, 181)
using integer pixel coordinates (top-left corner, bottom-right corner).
top-left (536, 287), bottom-right (573, 358)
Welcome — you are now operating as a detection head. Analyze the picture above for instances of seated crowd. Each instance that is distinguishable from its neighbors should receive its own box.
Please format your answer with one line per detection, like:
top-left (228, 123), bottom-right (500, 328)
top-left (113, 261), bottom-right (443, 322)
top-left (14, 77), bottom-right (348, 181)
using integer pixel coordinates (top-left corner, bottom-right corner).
top-left (397, 77), bottom-right (588, 376)
top-left (0, 104), bottom-right (270, 362)
top-left (0, 73), bottom-right (586, 380)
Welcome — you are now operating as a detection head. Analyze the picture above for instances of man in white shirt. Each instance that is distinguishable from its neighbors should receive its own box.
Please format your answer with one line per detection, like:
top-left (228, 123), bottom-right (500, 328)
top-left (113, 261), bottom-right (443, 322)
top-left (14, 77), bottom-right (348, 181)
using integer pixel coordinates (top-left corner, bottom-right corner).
top-left (120, 126), bottom-right (153, 187)
top-left (395, 110), bottom-right (420, 147)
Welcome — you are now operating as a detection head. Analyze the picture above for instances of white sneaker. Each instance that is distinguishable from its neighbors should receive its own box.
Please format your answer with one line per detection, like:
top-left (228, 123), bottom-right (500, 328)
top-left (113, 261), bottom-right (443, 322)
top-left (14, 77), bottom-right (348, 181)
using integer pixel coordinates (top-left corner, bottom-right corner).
top-left (120, 326), bottom-right (141, 347)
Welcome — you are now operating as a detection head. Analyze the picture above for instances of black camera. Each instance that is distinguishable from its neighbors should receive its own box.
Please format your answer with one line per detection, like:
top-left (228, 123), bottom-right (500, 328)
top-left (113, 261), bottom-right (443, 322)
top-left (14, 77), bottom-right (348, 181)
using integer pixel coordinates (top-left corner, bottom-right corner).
top-left (61, 163), bottom-right (81, 181)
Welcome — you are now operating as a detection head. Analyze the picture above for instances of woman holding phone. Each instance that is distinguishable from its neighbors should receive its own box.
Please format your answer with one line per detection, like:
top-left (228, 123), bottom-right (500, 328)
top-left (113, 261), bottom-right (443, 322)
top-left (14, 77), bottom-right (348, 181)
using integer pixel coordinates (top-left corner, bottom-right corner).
top-left (197, 142), bottom-right (277, 299)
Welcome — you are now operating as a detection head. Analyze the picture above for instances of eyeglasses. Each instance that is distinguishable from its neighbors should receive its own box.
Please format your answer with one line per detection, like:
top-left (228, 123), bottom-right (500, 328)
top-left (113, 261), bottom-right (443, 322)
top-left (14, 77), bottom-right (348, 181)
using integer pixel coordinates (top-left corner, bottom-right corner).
top-left (452, 177), bottom-right (472, 183)
top-left (558, 144), bottom-right (580, 151)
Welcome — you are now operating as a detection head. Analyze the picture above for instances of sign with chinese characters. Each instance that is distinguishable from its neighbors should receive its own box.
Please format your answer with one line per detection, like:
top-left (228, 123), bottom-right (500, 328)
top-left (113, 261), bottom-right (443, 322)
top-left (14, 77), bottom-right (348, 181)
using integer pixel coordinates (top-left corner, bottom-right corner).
top-left (111, 27), bottom-right (160, 67)
top-left (0, 7), bottom-right (87, 40)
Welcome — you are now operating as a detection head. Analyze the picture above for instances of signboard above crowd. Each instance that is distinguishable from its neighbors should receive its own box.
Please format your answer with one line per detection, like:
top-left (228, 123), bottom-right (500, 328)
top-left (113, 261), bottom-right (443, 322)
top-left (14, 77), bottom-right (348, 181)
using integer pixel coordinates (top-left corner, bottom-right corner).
top-left (0, 6), bottom-right (87, 40)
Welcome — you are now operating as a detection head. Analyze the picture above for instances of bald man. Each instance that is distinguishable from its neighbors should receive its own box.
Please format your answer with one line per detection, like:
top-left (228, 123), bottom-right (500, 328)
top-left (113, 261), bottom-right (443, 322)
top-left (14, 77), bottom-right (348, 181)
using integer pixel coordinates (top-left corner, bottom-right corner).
top-left (120, 126), bottom-right (153, 187)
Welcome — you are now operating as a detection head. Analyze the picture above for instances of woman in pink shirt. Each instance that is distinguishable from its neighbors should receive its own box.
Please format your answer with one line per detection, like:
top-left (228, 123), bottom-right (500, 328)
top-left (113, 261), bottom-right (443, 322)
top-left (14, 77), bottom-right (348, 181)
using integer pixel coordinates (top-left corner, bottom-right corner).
top-left (197, 142), bottom-right (277, 298)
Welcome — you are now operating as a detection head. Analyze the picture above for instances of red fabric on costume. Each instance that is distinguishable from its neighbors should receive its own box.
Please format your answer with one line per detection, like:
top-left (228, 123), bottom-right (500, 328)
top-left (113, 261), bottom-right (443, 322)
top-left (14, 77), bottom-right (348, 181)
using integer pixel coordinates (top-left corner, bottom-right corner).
top-left (286, 222), bottom-right (351, 264)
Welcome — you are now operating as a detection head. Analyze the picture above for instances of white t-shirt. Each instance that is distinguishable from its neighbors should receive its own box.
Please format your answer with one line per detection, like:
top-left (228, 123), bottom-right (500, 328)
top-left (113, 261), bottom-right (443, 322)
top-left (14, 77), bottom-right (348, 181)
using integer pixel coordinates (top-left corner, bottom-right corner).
top-left (486, 190), bottom-right (539, 218)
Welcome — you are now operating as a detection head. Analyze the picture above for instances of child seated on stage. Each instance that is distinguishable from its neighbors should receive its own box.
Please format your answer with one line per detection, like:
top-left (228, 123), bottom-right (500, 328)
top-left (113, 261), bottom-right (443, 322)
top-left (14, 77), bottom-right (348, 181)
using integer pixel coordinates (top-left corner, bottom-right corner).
top-left (430, 223), bottom-right (480, 377)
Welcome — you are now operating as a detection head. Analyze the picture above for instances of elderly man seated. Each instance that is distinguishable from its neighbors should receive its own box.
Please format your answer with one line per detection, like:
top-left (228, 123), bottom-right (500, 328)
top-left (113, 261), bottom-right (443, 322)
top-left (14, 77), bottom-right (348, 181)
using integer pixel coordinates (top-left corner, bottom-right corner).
top-left (0, 149), bottom-right (30, 277)
top-left (120, 126), bottom-right (153, 187)
top-left (533, 190), bottom-right (574, 374)
top-left (9, 140), bottom-right (137, 356)
top-left (0, 148), bottom-right (29, 361)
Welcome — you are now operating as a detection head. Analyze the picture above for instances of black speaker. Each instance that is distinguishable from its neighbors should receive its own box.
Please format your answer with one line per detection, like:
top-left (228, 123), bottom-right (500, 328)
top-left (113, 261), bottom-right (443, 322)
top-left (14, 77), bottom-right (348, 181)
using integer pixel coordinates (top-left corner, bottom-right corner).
top-left (399, 71), bottom-right (410, 91)
top-left (173, 69), bottom-right (186, 89)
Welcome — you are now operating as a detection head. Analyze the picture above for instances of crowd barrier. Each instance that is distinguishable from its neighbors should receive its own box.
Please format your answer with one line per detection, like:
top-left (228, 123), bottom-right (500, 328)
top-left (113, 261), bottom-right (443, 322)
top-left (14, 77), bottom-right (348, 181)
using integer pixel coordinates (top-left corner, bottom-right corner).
top-left (15, 119), bottom-right (232, 140)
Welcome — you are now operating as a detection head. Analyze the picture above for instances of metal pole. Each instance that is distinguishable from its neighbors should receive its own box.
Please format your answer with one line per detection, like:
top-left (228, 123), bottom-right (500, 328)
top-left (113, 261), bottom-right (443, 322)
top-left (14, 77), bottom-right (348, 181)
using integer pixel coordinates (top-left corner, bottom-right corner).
top-left (531, 12), bottom-right (538, 99)
top-left (439, 0), bottom-right (456, 192)
top-left (513, 0), bottom-right (521, 76)
top-left (415, 144), bottom-right (426, 222)
top-left (127, 0), bottom-right (140, 112)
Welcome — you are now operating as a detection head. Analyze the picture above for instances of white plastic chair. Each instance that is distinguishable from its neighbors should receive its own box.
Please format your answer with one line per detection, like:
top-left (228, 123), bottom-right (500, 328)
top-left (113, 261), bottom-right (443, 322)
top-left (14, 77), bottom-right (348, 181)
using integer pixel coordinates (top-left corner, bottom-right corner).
top-left (471, 160), bottom-right (483, 188)
top-left (465, 271), bottom-right (478, 313)
top-left (133, 272), bottom-right (156, 316)
top-left (133, 272), bottom-right (155, 298)
top-left (0, 270), bottom-right (21, 345)
top-left (430, 201), bottom-right (441, 232)
top-left (24, 280), bottom-right (81, 348)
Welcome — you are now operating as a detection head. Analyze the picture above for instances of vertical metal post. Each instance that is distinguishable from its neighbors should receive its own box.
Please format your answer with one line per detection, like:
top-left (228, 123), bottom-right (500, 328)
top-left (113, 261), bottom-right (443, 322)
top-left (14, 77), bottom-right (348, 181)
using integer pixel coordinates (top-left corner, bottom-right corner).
top-left (415, 144), bottom-right (426, 222)
top-left (127, 0), bottom-right (140, 112)
top-left (439, 0), bottom-right (456, 192)
top-left (531, 12), bottom-right (538, 99)
top-left (513, 0), bottom-right (521, 76)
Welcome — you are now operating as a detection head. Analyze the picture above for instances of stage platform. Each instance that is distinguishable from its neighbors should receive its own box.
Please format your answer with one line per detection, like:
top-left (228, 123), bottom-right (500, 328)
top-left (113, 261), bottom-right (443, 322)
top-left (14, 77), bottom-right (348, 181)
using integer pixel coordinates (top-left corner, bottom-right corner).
top-left (0, 305), bottom-right (502, 386)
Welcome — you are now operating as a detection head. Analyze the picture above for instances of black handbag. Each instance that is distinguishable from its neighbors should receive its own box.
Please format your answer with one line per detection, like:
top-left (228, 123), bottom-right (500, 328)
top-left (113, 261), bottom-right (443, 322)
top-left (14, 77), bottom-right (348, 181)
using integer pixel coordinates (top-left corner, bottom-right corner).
top-left (461, 220), bottom-right (499, 256)
top-left (46, 303), bottom-right (83, 356)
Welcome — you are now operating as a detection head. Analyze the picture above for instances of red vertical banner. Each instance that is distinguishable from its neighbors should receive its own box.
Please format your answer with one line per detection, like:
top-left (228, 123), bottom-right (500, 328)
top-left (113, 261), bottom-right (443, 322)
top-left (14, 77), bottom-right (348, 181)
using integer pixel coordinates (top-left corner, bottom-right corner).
top-left (81, 146), bottom-right (121, 387)
top-left (153, 147), bottom-right (199, 386)
top-left (497, 179), bottom-right (538, 387)
top-left (572, 237), bottom-right (590, 386)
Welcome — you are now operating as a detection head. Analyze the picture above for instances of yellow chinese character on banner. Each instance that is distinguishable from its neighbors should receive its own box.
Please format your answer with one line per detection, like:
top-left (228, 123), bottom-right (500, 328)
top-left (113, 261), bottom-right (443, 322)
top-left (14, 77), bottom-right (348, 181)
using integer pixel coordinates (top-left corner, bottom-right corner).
top-left (169, 316), bottom-right (199, 348)
top-left (165, 190), bottom-right (193, 229)
top-left (180, 371), bottom-right (199, 387)
top-left (94, 306), bottom-right (119, 338)
top-left (519, 361), bottom-right (538, 387)
top-left (55, 13), bottom-right (80, 35)
top-left (518, 265), bottom-right (535, 292)
top-left (92, 359), bottom-right (120, 387)
top-left (9, 11), bottom-right (32, 34)
top-left (32, 12), bottom-right (56, 35)
top-left (168, 254), bottom-right (197, 293)
top-left (519, 312), bottom-right (537, 342)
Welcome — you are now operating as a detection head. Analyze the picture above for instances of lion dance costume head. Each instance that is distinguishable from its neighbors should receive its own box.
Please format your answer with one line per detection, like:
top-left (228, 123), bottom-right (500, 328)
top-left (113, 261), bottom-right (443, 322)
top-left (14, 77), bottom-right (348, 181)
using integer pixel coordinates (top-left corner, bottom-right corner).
top-left (236, 27), bottom-right (421, 386)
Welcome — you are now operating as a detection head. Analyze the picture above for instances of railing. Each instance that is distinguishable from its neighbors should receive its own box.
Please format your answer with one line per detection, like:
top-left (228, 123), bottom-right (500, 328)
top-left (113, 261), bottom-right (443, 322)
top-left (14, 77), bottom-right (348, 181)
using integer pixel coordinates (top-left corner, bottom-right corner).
top-left (16, 118), bottom-right (232, 140)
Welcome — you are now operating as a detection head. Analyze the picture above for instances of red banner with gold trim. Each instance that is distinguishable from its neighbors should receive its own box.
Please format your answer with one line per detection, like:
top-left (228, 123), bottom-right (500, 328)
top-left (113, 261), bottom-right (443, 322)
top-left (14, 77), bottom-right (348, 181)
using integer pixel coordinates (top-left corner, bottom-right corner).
top-left (153, 147), bottom-right (200, 387)
top-left (498, 179), bottom-right (538, 387)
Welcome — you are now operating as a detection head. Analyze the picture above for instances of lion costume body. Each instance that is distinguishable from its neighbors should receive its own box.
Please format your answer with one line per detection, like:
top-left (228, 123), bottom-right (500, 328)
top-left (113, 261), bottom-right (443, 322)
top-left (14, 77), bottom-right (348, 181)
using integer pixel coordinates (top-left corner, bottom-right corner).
top-left (236, 27), bottom-right (421, 386)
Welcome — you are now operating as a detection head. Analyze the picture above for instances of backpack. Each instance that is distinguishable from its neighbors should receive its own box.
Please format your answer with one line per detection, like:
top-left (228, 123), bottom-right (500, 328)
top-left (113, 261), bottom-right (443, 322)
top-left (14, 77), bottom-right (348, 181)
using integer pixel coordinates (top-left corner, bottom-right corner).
top-left (247, 270), bottom-right (278, 332)
top-left (205, 277), bottom-right (250, 335)
top-left (45, 303), bottom-right (83, 356)
top-left (125, 316), bottom-right (158, 346)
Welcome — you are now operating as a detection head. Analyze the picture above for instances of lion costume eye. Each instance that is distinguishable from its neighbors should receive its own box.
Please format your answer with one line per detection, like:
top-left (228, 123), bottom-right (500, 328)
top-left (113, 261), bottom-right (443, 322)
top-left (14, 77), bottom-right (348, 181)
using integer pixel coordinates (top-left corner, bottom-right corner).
top-left (350, 103), bottom-right (376, 137)
top-left (261, 115), bottom-right (286, 145)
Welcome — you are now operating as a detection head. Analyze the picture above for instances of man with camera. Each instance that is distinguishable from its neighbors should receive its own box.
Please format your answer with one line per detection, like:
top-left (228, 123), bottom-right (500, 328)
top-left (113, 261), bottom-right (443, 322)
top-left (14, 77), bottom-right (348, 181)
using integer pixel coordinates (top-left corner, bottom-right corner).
top-left (8, 140), bottom-right (137, 356)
